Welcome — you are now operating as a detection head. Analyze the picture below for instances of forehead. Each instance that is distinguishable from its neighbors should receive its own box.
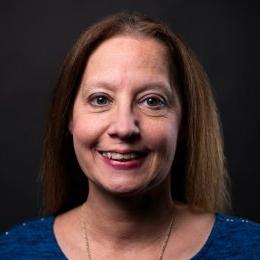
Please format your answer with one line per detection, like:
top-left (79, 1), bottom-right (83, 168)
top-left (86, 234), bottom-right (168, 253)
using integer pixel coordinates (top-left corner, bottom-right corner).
top-left (82, 35), bottom-right (170, 86)
top-left (88, 35), bottom-right (169, 62)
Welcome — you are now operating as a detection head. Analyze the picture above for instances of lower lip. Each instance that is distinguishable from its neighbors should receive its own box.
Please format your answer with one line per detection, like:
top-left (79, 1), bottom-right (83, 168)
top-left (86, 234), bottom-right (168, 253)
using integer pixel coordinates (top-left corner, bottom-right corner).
top-left (99, 153), bottom-right (145, 170)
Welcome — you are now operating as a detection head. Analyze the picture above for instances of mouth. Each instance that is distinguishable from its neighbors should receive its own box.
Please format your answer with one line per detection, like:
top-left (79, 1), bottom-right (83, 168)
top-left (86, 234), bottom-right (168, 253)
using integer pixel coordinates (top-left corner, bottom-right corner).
top-left (97, 150), bottom-right (148, 170)
top-left (98, 151), bottom-right (147, 162)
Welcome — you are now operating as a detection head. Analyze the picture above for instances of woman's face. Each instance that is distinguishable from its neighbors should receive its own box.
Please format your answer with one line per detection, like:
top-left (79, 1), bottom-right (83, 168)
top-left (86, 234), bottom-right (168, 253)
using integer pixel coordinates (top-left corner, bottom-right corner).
top-left (70, 35), bottom-right (182, 196)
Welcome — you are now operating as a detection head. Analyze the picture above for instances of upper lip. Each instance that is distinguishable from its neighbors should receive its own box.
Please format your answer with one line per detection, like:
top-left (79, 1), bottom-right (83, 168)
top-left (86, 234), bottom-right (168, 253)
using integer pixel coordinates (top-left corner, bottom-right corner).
top-left (97, 149), bottom-right (149, 155)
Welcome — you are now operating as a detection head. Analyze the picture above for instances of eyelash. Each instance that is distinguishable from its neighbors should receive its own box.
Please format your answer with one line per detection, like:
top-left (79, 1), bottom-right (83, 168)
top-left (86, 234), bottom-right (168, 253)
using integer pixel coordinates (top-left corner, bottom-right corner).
top-left (88, 94), bottom-right (112, 107)
top-left (139, 95), bottom-right (167, 109)
top-left (88, 93), bottom-right (168, 110)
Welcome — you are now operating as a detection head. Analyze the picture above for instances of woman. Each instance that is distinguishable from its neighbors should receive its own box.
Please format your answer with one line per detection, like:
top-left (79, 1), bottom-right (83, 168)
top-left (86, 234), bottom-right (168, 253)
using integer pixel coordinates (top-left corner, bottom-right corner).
top-left (1, 12), bottom-right (259, 259)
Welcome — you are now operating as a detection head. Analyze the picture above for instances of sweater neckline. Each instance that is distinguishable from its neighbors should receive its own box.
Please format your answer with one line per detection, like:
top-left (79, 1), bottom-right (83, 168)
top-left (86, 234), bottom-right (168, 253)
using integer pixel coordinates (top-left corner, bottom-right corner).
top-left (49, 213), bottom-right (222, 259)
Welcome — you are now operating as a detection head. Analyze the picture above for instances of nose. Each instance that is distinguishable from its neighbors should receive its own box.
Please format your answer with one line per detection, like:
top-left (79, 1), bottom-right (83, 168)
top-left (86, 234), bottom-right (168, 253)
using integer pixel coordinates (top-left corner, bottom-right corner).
top-left (107, 105), bottom-right (140, 141)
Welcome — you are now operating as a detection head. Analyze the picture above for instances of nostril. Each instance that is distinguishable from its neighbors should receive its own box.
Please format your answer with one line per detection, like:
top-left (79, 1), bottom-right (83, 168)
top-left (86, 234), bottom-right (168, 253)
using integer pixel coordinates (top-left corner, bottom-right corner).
top-left (107, 121), bottom-right (140, 141)
top-left (108, 127), bottom-right (140, 139)
top-left (107, 110), bottom-right (140, 140)
top-left (113, 131), bottom-right (141, 143)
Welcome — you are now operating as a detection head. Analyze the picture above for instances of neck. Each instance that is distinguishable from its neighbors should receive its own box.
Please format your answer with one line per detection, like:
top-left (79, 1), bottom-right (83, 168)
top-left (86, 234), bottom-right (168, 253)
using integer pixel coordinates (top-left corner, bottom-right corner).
top-left (82, 180), bottom-right (174, 248)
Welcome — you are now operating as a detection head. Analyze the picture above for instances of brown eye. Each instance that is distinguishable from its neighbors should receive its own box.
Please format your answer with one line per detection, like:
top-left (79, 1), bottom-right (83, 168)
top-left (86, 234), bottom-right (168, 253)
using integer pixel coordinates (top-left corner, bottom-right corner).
top-left (89, 94), bottom-right (112, 107)
top-left (140, 95), bottom-right (167, 110)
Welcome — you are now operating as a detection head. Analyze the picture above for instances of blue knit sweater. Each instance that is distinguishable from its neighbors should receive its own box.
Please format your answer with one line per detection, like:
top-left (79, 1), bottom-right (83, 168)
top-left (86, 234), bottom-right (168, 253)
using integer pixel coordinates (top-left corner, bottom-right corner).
top-left (1, 213), bottom-right (260, 259)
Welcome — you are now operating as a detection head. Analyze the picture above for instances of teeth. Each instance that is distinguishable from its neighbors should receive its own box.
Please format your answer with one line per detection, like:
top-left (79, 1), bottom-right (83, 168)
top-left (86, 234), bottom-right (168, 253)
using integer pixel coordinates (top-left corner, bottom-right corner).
top-left (101, 152), bottom-right (140, 161)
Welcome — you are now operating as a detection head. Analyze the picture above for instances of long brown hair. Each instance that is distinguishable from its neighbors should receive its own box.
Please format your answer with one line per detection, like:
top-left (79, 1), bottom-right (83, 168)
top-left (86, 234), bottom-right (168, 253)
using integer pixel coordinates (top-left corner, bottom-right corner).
top-left (41, 12), bottom-right (231, 214)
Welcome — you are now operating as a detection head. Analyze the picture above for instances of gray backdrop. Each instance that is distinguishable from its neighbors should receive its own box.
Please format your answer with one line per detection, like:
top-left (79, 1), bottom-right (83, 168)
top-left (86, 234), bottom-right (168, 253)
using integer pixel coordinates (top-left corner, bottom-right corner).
top-left (1, 1), bottom-right (259, 232)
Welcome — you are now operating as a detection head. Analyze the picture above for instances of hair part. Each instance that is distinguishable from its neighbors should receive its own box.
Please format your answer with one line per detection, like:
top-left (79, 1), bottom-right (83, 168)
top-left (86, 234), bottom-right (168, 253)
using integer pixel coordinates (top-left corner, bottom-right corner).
top-left (41, 12), bottom-right (231, 215)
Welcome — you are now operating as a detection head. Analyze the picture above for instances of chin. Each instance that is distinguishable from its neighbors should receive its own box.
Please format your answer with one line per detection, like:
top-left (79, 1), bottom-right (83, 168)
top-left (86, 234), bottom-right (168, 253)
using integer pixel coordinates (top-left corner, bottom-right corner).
top-left (105, 185), bottom-right (144, 197)
top-left (98, 179), bottom-right (159, 198)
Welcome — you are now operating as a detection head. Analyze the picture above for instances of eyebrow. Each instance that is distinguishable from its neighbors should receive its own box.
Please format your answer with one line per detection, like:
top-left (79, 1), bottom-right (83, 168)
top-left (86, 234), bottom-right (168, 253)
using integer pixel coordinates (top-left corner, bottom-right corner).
top-left (82, 80), bottom-right (174, 97)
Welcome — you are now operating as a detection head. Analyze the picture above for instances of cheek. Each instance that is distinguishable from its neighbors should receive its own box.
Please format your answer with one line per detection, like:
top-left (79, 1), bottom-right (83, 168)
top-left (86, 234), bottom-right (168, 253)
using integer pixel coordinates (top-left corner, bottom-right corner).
top-left (70, 115), bottom-right (105, 147)
top-left (144, 119), bottom-right (179, 153)
top-left (142, 121), bottom-right (179, 184)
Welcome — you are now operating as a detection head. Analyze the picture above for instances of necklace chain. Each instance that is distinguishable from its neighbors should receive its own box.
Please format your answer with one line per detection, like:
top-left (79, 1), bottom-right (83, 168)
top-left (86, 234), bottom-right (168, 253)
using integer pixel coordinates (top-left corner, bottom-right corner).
top-left (80, 203), bottom-right (174, 260)
top-left (81, 204), bottom-right (92, 260)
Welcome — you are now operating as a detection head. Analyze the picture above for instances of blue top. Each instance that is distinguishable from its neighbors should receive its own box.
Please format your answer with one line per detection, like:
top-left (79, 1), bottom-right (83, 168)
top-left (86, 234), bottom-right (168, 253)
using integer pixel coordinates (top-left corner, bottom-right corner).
top-left (0, 213), bottom-right (260, 259)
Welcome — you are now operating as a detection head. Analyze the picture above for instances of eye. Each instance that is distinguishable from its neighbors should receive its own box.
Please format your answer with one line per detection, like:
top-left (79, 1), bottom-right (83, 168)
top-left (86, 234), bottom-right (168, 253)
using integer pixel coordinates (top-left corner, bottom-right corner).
top-left (89, 94), bottom-right (112, 107)
top-left (139, 95), bottom-right (167, 109)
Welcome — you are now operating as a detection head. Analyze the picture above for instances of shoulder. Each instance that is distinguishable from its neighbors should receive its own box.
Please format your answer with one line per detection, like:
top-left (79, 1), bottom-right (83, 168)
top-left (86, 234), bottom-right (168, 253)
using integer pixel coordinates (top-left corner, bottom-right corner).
top-left (0, 216), bottom-right (65, 258)
top-left (215, 213), bottom-right (260, 240)
top-left (194, 213), bottom-right (260, 259)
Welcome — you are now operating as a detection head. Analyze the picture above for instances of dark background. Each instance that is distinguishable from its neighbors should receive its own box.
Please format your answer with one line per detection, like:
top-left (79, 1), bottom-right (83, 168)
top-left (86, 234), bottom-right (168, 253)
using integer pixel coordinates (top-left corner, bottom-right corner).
top-left (0, 1), bottom-right (259, 232)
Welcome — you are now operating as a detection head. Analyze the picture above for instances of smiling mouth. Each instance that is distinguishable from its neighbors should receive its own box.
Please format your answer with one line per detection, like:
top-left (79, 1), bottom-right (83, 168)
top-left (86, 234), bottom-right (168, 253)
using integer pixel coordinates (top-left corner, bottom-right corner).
top-left (99, 151), bottom-right (147, 161)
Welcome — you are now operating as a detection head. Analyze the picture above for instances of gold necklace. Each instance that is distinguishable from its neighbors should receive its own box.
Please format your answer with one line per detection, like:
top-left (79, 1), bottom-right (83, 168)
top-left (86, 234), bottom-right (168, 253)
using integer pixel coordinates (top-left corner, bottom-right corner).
top-left (80, 203), bottom-right (174, 260)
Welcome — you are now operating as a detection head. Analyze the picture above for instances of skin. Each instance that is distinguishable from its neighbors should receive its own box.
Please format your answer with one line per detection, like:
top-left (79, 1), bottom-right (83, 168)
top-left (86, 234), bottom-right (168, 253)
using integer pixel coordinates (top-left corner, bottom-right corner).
top-left (54, 35), bottom-right (215, 259)
top-left (69, 35), bottom-right (181, 197)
